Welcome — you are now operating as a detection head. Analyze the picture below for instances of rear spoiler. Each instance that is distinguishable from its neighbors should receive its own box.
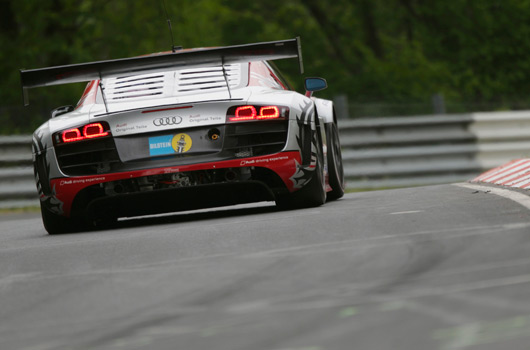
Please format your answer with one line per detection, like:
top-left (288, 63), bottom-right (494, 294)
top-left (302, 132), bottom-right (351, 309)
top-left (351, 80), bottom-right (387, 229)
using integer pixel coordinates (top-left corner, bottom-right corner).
top-left (20, 37), bottom-right (303, 106)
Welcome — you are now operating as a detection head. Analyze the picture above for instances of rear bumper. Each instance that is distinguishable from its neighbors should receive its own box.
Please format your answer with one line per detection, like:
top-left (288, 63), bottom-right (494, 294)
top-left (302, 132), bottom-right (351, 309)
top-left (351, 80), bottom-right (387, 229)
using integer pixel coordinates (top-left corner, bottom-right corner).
top-left (48, 151), bottom-right (302, 218)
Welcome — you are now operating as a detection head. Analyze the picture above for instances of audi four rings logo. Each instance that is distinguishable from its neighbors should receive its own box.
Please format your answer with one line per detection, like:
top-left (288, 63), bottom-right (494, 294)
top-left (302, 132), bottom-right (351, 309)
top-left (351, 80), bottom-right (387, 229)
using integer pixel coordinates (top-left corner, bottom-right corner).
top-left (153, 116), bottom-right (183, 126)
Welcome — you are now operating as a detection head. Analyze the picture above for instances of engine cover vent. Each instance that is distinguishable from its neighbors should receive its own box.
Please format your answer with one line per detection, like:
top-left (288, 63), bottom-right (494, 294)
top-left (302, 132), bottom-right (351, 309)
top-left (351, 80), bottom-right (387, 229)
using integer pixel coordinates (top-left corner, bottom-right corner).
top-left (102, 64), bottom-right (242, 103)
top-left (176, 65), bottom-right (241, 93)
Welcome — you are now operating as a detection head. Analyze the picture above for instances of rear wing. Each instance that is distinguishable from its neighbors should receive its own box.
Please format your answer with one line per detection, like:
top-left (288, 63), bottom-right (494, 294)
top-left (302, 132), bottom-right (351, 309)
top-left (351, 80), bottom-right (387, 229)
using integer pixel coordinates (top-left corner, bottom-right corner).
top-left (20, 37), bottom-right (303, 106)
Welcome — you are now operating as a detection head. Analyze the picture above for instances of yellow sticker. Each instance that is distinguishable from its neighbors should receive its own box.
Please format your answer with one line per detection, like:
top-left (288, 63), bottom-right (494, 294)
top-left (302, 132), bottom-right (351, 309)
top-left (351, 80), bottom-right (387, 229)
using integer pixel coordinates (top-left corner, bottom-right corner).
top-left (172, 133), bottom-right (192, 153)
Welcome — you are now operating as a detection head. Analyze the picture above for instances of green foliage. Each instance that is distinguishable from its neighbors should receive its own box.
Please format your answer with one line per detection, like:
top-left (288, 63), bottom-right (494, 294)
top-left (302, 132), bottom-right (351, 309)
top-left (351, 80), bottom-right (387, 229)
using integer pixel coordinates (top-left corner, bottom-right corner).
top-left (0, 0), bottom-right (529, 133)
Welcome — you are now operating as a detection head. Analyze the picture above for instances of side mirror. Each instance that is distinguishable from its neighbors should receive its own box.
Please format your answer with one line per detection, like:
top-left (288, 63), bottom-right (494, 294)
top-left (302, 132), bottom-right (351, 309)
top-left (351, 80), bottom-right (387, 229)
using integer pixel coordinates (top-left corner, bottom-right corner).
top-left (51, 105), bottom-right (74, 118)
top-left (304, 77), bottom-right (327, 97)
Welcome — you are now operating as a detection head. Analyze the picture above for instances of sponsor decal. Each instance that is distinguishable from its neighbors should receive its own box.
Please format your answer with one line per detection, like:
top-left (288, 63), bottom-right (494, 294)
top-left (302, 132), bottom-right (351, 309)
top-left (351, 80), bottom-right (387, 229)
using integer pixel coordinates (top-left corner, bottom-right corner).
top-left (189, 115), bottom-right (223, 123)
top-left (153, 116), bottom-right (183, 126)
top-left (189, 115), bottom-right (208, 123)
top-left (59, 177), bottom-right (106, 186)
top-left (172, 133), bottom-right (192, 153)
top-left (116, 126), bottom-right (135, 132)
top-left (149, 135), bottom-right (173, 156)
top-left (152, 114), bottom-right (222, 127)
top-left (115, 121), bottom-right (134, 133)
top-left (115, 123), bottom-right (148, 133)
top-left (239, 155), bottom-right (289, 166)
top-left (149, 133), bottom-right (192, 156)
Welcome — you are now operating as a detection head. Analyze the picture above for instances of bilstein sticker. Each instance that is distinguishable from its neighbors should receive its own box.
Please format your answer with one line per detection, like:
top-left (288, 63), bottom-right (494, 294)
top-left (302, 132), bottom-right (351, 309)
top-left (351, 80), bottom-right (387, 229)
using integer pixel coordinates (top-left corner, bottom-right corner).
top-left (149, 135), bottom-right (173, 156)
top-left (172, 133), bottom-right (192, 153)
top-left (149, 133), bottom-right (192, 156)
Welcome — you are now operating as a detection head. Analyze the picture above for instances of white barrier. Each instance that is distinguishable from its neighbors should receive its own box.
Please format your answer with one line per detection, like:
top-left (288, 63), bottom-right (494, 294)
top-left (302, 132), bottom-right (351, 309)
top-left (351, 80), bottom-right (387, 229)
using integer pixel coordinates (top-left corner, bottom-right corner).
top-left (339, 110), bottom-right (530, 188)
top-left (0, 136), bottom-right (36, 208)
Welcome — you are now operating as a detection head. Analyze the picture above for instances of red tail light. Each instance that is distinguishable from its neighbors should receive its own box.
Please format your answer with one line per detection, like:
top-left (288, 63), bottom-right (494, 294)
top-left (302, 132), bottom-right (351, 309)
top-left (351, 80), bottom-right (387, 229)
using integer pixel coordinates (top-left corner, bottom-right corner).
top-left (257, 106), bottom-right (280, 119)
top-left (62, 128), bottom-right (83, 143)
top-left (227, 105), bottom-right (288, 122)
top-left (231, 106), bottom-right (257, 121)
top-left (56, 122), bottom-right (111, 145)
top-left (83, 123), bottom-right (109, 139)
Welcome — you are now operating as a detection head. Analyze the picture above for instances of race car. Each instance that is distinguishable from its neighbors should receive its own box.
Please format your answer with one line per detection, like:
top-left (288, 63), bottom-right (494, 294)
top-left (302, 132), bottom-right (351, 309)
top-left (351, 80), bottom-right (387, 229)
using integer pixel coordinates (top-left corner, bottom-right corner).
top-left (20, 38), bottom-right (345, 234)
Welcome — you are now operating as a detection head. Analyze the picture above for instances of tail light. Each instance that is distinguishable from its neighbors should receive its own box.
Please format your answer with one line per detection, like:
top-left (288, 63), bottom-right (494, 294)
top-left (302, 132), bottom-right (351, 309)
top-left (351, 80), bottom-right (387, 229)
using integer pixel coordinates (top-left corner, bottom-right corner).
top-left (83, 123), bottom-right (109, 139)
top-left (54, 122), bottom-right (111, 145)
top-left (227, 105), bottom-right (288, 122)
top-left (232, 106), bottom-right (257, 121)
top-left (62, 128), bottom-right (83, 143)
top-left (257, 106), bottom-right (280, 119)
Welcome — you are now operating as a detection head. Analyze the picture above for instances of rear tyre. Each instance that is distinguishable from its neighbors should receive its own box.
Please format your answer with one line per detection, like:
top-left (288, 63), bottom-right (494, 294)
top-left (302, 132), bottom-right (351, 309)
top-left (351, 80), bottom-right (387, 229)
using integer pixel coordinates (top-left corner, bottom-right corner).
top-left (40, 205), bottom-right (86, 235)
top-left (276, 134), bottom-right (326, 209)
top-left (325, 122), bottom-right (345, 200)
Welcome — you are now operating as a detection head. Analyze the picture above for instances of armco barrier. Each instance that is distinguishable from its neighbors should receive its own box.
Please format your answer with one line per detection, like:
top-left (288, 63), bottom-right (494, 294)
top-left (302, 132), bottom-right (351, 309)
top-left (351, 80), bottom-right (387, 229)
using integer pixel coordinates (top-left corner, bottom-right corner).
top-left (0, 135), bottom-right (36, 209)
top-left (2, 110), bottom-right (530, 208)
top-left (340, 110), bottom-right (530, 189)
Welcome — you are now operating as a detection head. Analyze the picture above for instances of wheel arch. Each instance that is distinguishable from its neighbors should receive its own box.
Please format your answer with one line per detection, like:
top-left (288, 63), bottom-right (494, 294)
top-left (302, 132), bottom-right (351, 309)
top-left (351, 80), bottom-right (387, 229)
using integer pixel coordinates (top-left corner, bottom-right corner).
top-left (312, 97), bottom-right (335, 125)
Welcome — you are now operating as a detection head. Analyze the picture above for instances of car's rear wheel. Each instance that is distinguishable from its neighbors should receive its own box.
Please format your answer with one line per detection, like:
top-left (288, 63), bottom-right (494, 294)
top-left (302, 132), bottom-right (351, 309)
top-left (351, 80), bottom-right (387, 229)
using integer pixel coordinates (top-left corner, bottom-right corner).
top-left (40, 205), bottom-right (83, 235)
top-left (325, 121), bottom-right (345, 200)
top-left (276, 134), bottom-right (326, 209)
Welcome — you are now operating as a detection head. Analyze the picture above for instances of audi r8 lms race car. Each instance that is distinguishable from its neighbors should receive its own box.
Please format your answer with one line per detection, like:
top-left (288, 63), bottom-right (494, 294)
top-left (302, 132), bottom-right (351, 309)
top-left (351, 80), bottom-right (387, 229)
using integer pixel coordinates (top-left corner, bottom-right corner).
top-left (20, 38), bottom-right (345, 234)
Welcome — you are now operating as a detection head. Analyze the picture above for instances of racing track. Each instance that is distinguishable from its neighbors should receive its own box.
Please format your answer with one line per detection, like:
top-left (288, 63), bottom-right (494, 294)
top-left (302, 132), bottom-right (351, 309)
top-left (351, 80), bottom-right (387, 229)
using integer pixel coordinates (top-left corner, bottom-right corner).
top-left (2, 184), bottom-right (530, 350)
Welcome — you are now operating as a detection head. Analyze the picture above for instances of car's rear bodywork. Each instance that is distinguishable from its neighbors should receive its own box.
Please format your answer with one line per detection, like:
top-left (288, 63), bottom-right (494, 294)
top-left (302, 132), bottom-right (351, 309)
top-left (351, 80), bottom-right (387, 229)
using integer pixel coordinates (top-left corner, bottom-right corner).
top-left (21, 38), bottom-right (344, 233)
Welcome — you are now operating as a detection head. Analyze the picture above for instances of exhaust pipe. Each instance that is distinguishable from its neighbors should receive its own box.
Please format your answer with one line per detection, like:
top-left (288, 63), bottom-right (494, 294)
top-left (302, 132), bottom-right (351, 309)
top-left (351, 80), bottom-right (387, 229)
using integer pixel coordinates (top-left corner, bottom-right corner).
top-left (224, 169), bottom-right (239, 182)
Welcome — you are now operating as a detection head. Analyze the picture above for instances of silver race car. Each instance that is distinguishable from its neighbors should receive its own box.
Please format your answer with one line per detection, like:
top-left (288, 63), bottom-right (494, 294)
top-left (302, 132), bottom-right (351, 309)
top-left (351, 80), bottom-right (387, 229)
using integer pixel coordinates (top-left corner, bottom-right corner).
top-left (20, 38), bottom-right (344, 234)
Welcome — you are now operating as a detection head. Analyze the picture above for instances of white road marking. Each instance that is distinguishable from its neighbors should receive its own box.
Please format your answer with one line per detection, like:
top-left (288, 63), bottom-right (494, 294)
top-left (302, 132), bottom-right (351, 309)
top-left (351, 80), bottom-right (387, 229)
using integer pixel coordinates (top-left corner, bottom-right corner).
top-left (454, 182), bottom-right (530, 210)
top-left (390, 210), bottom-right (424, 215)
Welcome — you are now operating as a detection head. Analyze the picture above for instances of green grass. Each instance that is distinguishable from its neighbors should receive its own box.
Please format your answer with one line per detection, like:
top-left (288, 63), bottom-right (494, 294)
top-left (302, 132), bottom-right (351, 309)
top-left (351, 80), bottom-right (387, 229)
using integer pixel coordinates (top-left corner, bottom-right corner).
top-left (0, 206), bottom-right (40, 214)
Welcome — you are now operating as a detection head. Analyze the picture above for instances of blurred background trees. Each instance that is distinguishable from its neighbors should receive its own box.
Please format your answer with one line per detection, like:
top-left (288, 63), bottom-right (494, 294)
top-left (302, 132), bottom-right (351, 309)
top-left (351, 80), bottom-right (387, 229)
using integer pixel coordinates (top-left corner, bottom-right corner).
top-left (1, 0), bottom-right (529, 133)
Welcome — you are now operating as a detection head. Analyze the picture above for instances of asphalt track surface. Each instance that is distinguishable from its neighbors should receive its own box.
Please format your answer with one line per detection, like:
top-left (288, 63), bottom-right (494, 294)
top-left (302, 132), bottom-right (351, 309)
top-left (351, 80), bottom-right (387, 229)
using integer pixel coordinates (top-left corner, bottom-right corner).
top-left (2, 184), bottom-right (530, 350)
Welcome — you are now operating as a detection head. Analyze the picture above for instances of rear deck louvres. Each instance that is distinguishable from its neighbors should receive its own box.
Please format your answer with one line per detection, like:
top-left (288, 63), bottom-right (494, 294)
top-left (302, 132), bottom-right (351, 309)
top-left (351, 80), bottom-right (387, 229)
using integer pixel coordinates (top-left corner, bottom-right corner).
top-left (176, 65), bottom-right (241, 93)
top-left (105, 73), bottom-right (166, 101)
top-left (102, 64), bottom-right (241, 102)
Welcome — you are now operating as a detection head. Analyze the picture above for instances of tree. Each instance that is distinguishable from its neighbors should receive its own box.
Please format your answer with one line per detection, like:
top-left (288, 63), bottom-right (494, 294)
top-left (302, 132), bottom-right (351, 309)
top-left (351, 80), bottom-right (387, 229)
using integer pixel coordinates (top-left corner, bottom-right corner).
top-left (1, 0), bottom-right (529, 133)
